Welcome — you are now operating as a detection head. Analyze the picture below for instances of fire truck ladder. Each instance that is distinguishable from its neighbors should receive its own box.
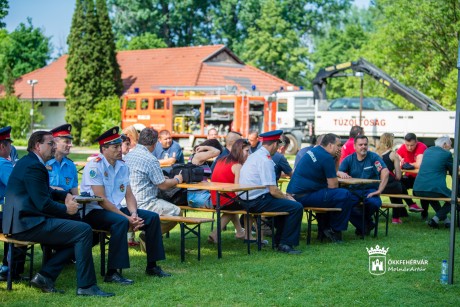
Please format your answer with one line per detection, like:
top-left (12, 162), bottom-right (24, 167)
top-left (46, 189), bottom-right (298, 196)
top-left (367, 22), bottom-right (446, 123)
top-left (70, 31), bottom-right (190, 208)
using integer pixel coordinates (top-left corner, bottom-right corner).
top-left (154, 85), bottom-right (238, 96)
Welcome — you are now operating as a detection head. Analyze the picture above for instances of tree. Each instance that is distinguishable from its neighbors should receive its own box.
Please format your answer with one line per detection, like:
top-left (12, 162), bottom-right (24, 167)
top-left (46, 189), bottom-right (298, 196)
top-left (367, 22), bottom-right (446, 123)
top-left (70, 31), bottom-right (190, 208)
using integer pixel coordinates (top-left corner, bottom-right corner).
top-left (240, 0), bottom-right (309, 86)
top-left (0, 0), bottom-right (8, 29)
top-left (65, 0), bottom-right (123, 144)
top-left (359, 0), bottom-right (460, 110)
top-left (116, 32), bottom-right (167, 50)
top-left (0, 19), bottom-right (52, 90)
top-left (81, 96), bottom-right (121, 144)
top-left (108, 0), bottom-right (216, 47)
top-left (0, 96), bottom-right (43, 139)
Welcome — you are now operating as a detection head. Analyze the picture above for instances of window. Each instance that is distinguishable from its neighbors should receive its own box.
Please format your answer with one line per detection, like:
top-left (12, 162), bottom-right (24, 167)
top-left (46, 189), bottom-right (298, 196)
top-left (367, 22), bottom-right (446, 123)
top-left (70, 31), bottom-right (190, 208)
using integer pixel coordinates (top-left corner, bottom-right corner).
top-left (141, 98), bottom-right (149, 110)
top-left (127, 99), bottom-right (136, 110)
top-left (154, 99), bottom-right (165, 109)
top-left (278, 99), bottom-right (288, 112)
top-left (49, 102), bottom-right (59, 107)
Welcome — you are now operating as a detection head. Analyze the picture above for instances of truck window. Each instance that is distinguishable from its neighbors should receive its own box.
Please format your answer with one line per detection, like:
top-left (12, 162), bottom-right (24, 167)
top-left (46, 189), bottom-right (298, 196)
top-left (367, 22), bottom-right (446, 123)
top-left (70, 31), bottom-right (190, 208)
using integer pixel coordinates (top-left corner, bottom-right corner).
top-left (141, 98), bottom-right (149, 110)
top-left (278, 99), bottom-right (288, 112)
top-left (127, 99), bottom-right (137, 110)
top-left (154, 99), bottom-right (165, 110)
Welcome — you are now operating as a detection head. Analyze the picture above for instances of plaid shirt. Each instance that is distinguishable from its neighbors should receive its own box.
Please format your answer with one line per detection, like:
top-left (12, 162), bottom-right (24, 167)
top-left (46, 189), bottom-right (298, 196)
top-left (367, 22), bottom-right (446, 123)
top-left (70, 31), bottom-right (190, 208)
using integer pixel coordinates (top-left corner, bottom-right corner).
top-left (124, 144), bottom-right (165, 207)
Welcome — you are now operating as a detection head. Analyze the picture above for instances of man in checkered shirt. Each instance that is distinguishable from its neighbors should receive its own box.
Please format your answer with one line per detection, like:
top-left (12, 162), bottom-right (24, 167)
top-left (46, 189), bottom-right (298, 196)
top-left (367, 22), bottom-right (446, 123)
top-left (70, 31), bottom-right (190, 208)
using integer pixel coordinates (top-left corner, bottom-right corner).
top-left (124, 127), bottom-right (183, 234)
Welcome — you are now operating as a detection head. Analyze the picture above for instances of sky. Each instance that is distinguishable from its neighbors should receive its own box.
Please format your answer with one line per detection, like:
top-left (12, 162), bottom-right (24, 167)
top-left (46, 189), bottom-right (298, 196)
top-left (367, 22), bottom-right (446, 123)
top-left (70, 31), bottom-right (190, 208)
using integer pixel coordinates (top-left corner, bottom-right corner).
top-left (4, 0), bottom-right (370, 59)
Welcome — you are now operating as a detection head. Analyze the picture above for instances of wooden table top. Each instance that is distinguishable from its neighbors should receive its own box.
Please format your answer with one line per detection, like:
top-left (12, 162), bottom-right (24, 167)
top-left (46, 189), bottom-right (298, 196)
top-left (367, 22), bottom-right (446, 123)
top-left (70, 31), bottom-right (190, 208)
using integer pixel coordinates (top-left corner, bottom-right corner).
top-left (176, 181), bottom-right (266, 192)
top-left (74, 196), bottom-right (103, 203)
top-left (338, 178), bottom-right (380, 185)
top-left (402, 169), bottom-right (419, 174)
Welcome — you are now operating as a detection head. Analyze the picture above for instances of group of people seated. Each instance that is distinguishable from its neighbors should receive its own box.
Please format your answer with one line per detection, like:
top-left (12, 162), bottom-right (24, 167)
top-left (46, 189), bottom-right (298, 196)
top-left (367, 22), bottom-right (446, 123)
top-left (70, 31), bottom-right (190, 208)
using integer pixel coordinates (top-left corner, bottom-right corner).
top-left (0, 121), bottom-right (455, 296)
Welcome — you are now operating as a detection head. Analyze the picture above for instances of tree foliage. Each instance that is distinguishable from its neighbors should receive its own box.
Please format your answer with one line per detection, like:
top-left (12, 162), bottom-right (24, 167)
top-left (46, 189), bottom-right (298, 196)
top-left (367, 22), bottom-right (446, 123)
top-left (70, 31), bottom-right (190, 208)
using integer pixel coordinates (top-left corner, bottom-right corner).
top-left (0, 0), bottom-right (8, 29)
top-left (116, 32), bottom-right (167, 50)
top-left (0, 96), bottom-right (43, 139)
top-left (81, 95), bottom-right (121, 145)
top-left (0, 19), bottom-right (52, 90)
top-left (65, 0), bottom-right (123, 144)
top-left (240, 0), bottom-right (309, 86)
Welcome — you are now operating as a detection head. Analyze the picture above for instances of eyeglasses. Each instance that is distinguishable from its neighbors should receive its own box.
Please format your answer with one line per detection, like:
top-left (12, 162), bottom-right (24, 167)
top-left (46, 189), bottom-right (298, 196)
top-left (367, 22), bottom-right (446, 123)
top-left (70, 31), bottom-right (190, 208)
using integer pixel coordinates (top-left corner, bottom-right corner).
top-left (43, 141), bottom-right (55, 147)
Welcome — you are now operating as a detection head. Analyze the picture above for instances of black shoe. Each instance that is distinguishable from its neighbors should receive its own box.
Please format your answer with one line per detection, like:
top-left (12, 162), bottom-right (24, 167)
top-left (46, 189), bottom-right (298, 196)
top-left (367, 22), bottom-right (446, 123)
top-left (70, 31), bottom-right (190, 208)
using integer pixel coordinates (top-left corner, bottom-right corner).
top-left (277, 244), bottom-right (302, 255)
top-left (77, 285), bottom-right (115, 297)
top-left (428, 218), bottom-right (439, 229)
top-left (145, 266), bottom-right (171, 277)
top-left (323, 228), bottom-right (343, 243)
top-left (104, 272), bottom-right (134, 285)
top-left (445, 223), bottom-right (451, 229)
top-left (30, 273), bottom-right (64, 294)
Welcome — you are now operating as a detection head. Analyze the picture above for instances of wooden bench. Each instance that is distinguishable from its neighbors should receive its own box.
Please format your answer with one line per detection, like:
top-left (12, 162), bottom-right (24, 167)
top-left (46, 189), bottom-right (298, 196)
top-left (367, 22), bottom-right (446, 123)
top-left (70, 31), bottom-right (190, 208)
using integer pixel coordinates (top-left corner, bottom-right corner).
top-left (159, 215), bottom-right (214, 262)
top-left (178, 205), bottom-right (289, 253)
top-left (381, 193), bottom-right (460, 227)
top-left (303, 207), bottom-right (342, 245)
top-left (374, 203), bottom-right (406, 237)
top-left (0, 234), bottom-right (37, 290)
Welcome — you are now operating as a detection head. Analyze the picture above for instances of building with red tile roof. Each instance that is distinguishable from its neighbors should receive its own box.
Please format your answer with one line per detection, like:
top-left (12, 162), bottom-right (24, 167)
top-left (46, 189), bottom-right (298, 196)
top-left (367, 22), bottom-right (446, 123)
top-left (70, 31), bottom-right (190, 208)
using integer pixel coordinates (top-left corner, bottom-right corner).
top-left (2, 45), bottom-right (294, 129)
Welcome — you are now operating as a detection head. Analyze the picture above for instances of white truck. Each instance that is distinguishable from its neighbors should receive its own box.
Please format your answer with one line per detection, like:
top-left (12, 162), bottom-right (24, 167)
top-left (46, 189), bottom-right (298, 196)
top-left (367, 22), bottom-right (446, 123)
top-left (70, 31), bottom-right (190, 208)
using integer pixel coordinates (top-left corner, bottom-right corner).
top-left (276, 58), bottom-right (455, 153)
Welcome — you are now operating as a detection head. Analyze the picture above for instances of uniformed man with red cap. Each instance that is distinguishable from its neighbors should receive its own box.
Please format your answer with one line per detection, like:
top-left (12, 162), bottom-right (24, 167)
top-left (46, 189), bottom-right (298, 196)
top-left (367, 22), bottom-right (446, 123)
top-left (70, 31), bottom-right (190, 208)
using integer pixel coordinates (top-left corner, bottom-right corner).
top-left (46, 124), bottom-right (78, 195)
top-left (239, 130), bottom-right (303, 254)
top-left (81, 127), bottom-right (170, 285)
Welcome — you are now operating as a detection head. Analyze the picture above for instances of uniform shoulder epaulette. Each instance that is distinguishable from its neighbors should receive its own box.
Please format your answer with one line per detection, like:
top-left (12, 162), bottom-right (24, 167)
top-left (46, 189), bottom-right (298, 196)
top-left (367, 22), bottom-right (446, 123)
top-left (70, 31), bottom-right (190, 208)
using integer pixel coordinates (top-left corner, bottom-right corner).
top-left (94, 157), bottom-right (102, 162)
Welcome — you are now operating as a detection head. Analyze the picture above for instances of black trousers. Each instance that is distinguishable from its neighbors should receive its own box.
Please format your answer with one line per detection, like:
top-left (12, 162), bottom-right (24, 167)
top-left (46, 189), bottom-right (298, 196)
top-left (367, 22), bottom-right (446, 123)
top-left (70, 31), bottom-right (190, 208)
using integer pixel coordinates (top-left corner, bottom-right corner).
top-left (12, 218), bottom-right (97, 288)
top-left (83, 208), bottom-right (165, 270)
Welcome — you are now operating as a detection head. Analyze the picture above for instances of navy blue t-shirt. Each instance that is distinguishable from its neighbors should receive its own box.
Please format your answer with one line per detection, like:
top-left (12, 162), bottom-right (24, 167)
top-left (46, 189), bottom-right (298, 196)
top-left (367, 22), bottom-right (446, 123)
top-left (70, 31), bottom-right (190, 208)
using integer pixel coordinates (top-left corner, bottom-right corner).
top-left (294, 145), bottom-right (313, 168)
top-left (339, 151), bottom-right (387, 190)
top-left (287, 146), bottom-right (337, 194)
top-left (272, 152), bottom-right (293, 181)
top-left (152, 140), bottom-right (184, 164)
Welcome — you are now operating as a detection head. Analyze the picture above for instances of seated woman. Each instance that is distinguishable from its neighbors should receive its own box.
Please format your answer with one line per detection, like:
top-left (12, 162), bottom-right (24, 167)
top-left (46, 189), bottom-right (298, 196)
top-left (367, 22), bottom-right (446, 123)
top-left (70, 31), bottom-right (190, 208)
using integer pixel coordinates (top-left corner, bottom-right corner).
top-left (187, 139), bottom-right (223, 208)
top-left (208, 139), bottom-right (255, 243)
top-left (376, 133), bottom-right (418, 224)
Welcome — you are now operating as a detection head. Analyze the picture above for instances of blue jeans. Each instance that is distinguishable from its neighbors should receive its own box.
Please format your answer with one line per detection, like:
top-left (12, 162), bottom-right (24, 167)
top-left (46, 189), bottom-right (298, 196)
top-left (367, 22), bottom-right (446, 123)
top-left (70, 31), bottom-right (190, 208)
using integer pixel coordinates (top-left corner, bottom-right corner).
top-left (348, 189), bottom-right (382, 232)
top-left (187, 190), bottom-right (213, 208)
top-left (296, 188), bottom-right (354, 231)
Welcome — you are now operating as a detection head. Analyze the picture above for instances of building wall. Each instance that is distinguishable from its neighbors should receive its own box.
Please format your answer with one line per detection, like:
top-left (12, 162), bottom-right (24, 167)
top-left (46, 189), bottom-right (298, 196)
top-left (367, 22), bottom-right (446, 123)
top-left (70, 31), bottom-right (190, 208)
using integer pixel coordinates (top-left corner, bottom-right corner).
top-left (37, 101), bottom-right (67, 129)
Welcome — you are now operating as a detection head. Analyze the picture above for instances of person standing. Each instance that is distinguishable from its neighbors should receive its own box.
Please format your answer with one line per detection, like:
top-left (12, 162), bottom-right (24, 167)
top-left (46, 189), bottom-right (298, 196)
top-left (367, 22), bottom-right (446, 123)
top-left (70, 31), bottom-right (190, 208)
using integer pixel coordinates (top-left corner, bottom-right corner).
top-left (288, 133), bottom-right (354, 242)
top-left (46, 124), bottom-right (78, 195)
top-left (239, 130), bottom-right (303, 254)
top-left (81, 127), bottom-right (171, 285)
top-left (2, 131), bottom-right (113, 296)
top-left (207, 127), bottom-right (218, 140)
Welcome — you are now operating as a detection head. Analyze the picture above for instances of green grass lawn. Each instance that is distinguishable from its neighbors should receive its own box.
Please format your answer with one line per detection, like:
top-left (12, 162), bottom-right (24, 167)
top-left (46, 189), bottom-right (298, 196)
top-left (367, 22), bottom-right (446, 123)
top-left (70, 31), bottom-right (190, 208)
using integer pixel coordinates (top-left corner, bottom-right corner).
top-left (1, 205), bottom-right (459, 306)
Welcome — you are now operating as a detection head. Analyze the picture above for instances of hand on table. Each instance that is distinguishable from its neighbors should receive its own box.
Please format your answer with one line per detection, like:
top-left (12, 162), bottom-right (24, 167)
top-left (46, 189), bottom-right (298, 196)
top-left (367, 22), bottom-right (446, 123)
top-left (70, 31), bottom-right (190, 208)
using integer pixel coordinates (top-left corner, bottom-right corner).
top-left (337, 171), bottom-right (351, 179)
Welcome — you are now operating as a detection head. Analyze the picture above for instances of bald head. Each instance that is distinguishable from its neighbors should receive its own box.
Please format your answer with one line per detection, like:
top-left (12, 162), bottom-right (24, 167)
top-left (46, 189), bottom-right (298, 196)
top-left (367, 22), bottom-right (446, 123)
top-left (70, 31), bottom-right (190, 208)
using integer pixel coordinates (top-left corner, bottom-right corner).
top-left (225, 131), bottom-right (242, 150)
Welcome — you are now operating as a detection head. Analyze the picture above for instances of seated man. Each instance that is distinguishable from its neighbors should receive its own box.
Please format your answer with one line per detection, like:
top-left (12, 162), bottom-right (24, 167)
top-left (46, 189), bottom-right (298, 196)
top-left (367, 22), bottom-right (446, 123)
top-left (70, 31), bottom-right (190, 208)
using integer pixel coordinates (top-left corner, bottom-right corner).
top-left (3, 131), bottom-right (112, 296)
top-left (0, 126), bottom-right (26, 281)
top-left (339, 125), bottom-right (364, 163)
top-left (152, 130), bottom-right (184, 165)
top-left (414, 136), bottom-right (454, 228)
top-left (338, 135), bottom-right (389, 235)
top-left (239, 130), bottom-right (303, 254)
top-left (207, 127), bottom-right (218, 140)
top-left (81, 127), bottom-right (171, 285)
top-left (247, 130), bottom-right (262, 154)
top-left (397, 132), bottom-right (427, 217)
top-left (124, 128), bottom-right (184, 234)
top-left (293, 134), bottom-right (324, 169)
top-left (287, 133), bottom-right (354, 242)
top-left (46, 124), bottom-right (78, 195)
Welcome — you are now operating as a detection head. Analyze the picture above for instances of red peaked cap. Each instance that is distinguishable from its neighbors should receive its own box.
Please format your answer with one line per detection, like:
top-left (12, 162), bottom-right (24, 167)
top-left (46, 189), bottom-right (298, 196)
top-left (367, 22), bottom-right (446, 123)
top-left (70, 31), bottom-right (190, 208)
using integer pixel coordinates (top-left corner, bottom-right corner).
top-left (259, 130), bottom-right (283, 142)
top-left (0, 126), bottom-right (13, 142)
top-left (50, 124), bottom-right (73, 139)
top-left (95, 126), bottom-right (122, 145)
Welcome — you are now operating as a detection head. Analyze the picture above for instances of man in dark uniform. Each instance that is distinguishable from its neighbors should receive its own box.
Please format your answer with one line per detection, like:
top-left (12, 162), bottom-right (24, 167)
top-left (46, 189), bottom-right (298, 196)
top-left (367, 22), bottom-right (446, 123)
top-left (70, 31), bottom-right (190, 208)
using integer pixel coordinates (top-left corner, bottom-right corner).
top-left (80, 127), bottom-right (170, 285)
top-left (2, 131), bottom-right (113, 296)
top-left (239, 130), bottom-right (303, 254)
